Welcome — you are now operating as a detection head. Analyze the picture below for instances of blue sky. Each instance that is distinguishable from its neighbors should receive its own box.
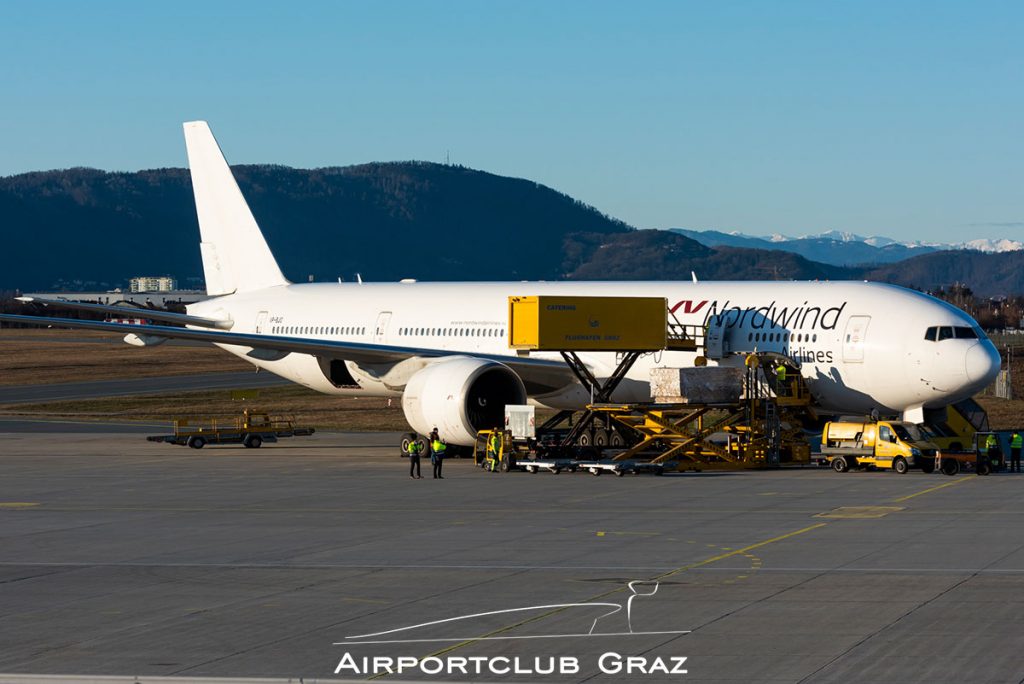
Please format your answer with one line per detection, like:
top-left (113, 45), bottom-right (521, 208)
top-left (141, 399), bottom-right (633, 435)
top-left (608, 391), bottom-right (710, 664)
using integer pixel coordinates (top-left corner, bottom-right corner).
top-left (1, 1), bottom-right (1021, 243)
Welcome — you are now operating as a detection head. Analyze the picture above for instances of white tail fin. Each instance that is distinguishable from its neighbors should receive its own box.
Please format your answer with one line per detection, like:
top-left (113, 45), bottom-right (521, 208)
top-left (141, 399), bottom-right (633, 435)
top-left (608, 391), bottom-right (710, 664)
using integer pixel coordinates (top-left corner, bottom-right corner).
top-left (183, 121), bottom-right (289, 295)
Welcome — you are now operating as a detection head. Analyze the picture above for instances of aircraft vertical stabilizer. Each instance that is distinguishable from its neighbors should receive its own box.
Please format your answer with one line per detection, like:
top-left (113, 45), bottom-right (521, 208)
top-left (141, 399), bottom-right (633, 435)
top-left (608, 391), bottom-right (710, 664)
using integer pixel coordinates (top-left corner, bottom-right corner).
top-left (183, 121), bottom-right (289, 295)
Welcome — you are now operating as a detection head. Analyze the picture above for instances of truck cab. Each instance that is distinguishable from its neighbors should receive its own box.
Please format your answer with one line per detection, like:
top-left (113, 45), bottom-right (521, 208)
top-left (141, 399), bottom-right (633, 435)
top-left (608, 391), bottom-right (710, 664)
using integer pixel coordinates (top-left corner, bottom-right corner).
top-left (822, 420), bottom-right (939, 474)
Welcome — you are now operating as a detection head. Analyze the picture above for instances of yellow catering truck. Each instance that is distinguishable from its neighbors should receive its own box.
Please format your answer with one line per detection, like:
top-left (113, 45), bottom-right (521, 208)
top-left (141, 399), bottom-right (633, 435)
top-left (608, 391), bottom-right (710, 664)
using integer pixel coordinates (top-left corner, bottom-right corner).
top-left (822, 420), bottom-right (939, 474)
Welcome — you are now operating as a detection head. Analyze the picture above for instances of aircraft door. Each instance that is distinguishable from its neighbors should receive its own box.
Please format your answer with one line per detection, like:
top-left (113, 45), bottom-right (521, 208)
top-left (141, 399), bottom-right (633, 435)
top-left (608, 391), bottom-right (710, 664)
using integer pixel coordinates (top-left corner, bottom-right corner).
top-left (373, 311), bottom-right (392, 344)
top-left (255, 311), bottom-right (268, 334)
top-left (705, 315), bottom-right (726, 359)
top-left (842, 316), bottom-right (871, 363)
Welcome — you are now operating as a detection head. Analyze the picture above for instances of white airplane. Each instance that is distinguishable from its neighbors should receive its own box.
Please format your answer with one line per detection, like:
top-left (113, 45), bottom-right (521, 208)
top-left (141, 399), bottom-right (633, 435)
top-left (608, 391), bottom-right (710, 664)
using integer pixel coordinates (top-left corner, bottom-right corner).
top-left (2, 122), bottom-right (1001, 446)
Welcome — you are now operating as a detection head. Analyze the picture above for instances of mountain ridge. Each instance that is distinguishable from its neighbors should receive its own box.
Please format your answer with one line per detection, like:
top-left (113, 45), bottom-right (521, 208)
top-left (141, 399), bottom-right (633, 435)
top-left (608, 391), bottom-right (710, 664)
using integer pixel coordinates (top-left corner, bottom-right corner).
top-left (2, 164), bottom-right (1023, 298)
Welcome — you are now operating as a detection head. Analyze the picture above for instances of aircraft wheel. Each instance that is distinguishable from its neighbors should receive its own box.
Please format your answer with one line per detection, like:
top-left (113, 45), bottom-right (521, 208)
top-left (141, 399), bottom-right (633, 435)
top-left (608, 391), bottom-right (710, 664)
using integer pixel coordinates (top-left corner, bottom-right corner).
top-left (400, 432), bottom-right (416, 457)
top-left (609, 431), bottom-right (626, 448)
top-left (594, 430), bottom-right (610, 447)
top-left (893, 457), bottom-right (909, 474)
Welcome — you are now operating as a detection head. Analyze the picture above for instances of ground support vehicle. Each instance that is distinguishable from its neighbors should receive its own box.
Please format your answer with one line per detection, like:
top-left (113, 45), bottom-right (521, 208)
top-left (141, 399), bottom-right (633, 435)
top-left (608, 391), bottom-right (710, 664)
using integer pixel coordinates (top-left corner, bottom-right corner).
top-left (516, 458), bottom-right (577, 474)
top-left (934, 431), bottom-right (1006, 476)
top-left (533, 352), bottom-right (814, 472)
top-left (147, 410), bottom-right (314, 449)
top-left (923, 398), bottom-right (989, 451)
top-left (490, 297), bottom-right (819, 474)
top-left (822, 420), bottom-right (938, 474)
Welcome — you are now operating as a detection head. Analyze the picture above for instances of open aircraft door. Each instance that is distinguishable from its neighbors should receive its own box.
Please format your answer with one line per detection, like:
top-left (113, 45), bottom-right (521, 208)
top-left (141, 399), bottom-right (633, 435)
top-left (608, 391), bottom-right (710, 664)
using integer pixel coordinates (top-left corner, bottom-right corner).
top-left (255, 311), bottom-right (268, 334)
top-left (842, 315), bottom-right (870, 363)
top-left (705, 315), bottom-right (727, 359)
top-left (373, 311), bottom-right (392, 344)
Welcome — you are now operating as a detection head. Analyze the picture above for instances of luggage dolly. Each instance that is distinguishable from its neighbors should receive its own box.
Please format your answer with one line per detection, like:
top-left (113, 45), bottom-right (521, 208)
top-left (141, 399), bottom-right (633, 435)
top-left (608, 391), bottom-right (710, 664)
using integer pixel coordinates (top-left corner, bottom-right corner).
top-left (517, 458), bottom-right (576, 474)
top-left (576, 460), bottom-right (630, 477)
top-left (619, 461), bottom-right (666, 476)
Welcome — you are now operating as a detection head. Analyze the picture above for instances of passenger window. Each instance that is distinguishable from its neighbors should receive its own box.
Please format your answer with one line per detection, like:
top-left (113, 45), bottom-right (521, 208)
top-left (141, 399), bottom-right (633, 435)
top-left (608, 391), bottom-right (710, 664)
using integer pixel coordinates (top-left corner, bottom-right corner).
top-left (938, 327), bottom-right (953, 341)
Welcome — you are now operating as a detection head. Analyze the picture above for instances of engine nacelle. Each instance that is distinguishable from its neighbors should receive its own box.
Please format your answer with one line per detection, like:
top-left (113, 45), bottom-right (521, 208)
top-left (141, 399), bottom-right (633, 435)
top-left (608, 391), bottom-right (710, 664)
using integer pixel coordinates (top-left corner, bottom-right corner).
top-left (123, 333), bottom-right (168, 347)
top-left (402, 357), bottom-right (527, 446)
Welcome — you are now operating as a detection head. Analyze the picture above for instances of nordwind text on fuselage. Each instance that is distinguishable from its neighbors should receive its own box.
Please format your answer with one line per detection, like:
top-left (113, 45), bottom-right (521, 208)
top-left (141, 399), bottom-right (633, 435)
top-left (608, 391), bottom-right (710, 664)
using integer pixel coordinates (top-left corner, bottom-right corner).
top-left (671, 298), bottom-right (847, 365)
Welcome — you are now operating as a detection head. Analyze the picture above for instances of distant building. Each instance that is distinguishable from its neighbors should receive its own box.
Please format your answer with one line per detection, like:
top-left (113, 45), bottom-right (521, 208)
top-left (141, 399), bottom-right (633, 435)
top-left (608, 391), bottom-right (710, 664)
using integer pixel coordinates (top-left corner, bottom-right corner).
top-left (130, 276), bottom-right (178, 293)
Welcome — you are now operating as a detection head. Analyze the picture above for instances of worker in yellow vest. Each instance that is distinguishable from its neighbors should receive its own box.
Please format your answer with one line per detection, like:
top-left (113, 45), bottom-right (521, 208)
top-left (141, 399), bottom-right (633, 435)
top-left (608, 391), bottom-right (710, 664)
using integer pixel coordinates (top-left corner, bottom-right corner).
top-left (487, 431), bottom-right (501, 472)
top-left (775, 362), bottom-right (788, 396)
top-left (983, 433), bottom-right (1001, 472)
top-left (407, 438), bottom-right (423, 479)
top-left (1010, 432), bottom-right (1022, 473)
top-left (430, 428), bottom-right (447, 479)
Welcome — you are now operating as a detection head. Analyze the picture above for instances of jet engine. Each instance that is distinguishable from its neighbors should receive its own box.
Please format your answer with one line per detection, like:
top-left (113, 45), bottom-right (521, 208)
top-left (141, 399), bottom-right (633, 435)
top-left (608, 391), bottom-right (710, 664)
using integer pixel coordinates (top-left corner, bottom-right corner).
top-left (402, 357), bottom-right (527, 446)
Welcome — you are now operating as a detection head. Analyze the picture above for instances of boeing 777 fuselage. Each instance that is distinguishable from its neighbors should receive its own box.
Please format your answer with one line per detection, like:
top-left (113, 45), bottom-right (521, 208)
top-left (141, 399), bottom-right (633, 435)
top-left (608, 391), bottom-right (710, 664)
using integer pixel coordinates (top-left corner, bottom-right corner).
top-left (2, 122), bottom-right (1001, 446)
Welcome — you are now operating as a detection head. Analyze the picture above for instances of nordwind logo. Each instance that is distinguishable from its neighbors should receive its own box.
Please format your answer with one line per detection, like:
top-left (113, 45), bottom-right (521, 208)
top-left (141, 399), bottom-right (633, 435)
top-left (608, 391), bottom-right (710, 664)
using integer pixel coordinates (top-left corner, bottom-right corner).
top-left (669, 300), bottom-right (708, 315)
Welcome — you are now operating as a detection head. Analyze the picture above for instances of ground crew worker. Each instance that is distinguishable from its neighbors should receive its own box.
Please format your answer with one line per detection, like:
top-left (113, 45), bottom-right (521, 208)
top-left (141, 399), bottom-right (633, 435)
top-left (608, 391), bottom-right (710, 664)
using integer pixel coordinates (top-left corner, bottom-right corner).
top-left (984, 433), bottom-right (1001, 472)
top-left (1010, 432), bottom-right (1022, 473)
top-left (431, 431), bottom-right (447, 479)
top-left (487, 431), bottom-right (501, 472)
top-left (775, 363), bottom-right (788, 396)
top-left (407, 438), bottom-right (423, 479)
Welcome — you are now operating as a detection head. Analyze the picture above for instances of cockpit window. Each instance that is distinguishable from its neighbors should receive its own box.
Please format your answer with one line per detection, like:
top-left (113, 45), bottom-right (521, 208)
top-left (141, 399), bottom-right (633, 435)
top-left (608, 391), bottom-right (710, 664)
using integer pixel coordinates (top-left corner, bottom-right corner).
top-left (925, 326), bottom-right (980, 342)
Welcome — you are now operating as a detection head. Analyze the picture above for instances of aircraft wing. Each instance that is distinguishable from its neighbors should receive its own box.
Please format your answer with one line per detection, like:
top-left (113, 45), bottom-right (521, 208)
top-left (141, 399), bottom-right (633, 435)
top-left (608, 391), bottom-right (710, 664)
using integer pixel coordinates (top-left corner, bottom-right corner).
top-left (15, 296), bottom-right (232, 329)
top-left (0, 313), bottom-right (574, 391)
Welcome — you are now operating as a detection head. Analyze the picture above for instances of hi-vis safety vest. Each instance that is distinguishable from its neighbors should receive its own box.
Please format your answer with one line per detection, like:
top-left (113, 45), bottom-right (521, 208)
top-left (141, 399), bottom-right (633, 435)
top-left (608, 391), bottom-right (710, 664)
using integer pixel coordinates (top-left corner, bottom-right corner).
top-left (1012, 434), bottom-right (1022, 449)
top-left (776, 365), bottom-right (787, 381)
top-left (408, 441), bottom-right (422, 455)
top-left (986, 435), bottom-right (999, 451)
top-left (488, 434), bottom-right (500, 453)
top-left (432, 439), bottom-right (446, 453)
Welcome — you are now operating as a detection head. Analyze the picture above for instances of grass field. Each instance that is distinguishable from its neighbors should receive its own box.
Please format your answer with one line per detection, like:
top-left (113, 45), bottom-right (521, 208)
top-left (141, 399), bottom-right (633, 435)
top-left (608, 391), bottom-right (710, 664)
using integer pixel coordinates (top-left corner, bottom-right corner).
top-left (0, 385), bottom-right (415, 431)
top-left (0, 329), bottom-right (251, 385)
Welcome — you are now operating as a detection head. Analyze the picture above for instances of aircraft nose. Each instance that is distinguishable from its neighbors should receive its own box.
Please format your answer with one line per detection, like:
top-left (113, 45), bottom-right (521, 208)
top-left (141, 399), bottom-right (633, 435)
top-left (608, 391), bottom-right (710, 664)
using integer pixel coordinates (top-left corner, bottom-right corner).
top-left (965, 342), bottom-right (1001, 385)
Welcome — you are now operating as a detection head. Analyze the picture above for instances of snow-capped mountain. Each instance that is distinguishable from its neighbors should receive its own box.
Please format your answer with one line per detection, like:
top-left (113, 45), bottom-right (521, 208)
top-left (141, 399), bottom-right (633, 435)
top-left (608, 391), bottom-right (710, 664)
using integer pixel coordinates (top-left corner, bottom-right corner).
top-left (670, 228), bottom-right (1023, 267)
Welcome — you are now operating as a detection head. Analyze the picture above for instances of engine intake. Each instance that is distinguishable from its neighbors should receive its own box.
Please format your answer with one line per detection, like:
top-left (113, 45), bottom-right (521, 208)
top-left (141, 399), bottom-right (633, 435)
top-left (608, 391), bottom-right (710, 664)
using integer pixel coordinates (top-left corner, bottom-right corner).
top-left (402, 357), bottom-right (527, 446)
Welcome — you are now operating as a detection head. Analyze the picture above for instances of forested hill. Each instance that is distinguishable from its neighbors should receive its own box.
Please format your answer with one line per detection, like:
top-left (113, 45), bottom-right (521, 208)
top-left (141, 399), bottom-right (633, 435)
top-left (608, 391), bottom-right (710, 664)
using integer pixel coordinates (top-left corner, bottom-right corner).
top-left (2, 164), bottom-right (1022, 296)
top-left (0, 163), bottom-right (635, 290)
